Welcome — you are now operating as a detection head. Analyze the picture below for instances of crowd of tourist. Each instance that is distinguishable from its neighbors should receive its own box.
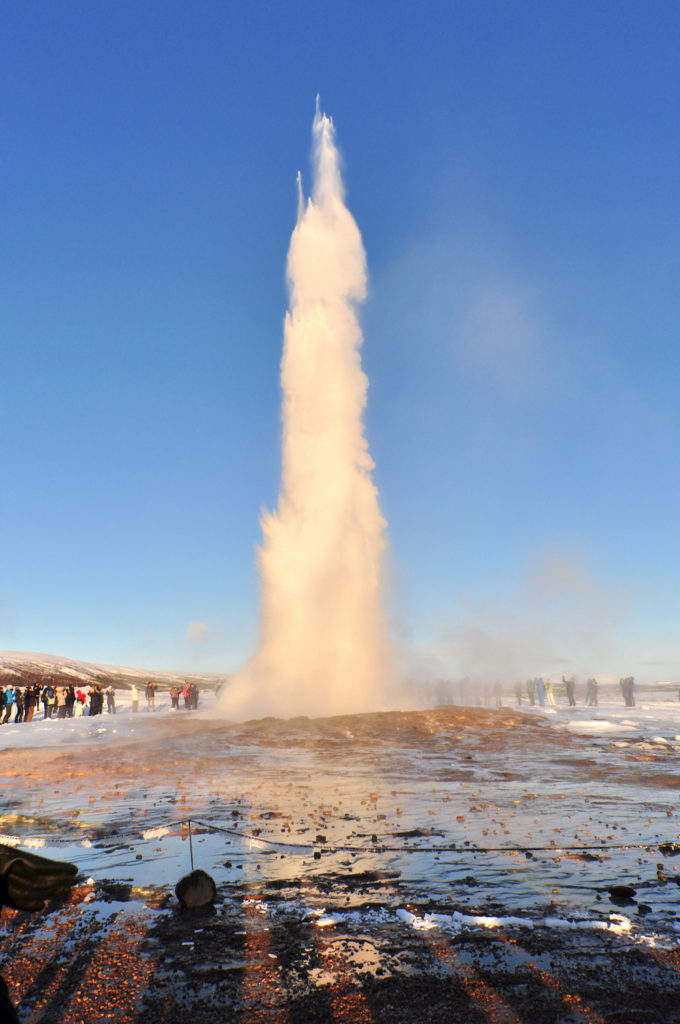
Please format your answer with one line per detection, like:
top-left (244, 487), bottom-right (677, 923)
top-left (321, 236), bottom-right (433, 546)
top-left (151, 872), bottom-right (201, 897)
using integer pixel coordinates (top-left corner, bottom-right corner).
top-left (421, 674), bottom-right (657, 709)
top-left (517, 674), bottom-right (637, 708)
top-left (0, 682), bottom-right (113, 722)
top-left (0, 680), bottom-right (203, 724)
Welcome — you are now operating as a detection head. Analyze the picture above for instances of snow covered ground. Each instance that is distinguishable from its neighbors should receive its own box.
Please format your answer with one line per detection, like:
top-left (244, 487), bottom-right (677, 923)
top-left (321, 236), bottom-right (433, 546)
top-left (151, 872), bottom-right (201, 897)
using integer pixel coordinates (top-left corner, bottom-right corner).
top-left (0, 685), bottom-right (209, 749)
top-left (527, 690), bottom-right (680, 743)
top-left (2, 682), bottom-right (680, 747)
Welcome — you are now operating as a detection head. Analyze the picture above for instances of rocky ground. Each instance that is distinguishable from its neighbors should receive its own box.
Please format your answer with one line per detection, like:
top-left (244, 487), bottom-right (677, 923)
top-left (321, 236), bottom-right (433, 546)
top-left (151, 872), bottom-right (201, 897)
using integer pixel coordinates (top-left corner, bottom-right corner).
top-left (1, 703), bottom-right (679, 1022)
top-left (3, 872), bottom-right (680, 1023)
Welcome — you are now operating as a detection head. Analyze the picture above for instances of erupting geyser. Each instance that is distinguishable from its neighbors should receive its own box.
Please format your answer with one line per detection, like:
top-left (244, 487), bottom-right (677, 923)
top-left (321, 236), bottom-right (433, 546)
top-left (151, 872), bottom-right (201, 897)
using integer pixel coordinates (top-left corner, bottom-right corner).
top-left (221, 104), bottom-right (392, 720)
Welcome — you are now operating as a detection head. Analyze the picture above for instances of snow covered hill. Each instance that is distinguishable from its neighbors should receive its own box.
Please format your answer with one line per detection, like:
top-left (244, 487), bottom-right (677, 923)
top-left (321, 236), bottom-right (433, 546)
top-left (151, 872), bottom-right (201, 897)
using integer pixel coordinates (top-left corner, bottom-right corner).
top-left (0, 650), bottom-right (228, 690)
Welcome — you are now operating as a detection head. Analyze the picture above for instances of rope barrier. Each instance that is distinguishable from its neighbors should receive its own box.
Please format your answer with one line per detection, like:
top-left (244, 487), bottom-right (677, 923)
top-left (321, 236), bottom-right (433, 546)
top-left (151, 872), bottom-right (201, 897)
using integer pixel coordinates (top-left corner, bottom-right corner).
top-left (1, 816), bottom-right (678, 860)
top-left (187, 818), bottom-right (680, 858)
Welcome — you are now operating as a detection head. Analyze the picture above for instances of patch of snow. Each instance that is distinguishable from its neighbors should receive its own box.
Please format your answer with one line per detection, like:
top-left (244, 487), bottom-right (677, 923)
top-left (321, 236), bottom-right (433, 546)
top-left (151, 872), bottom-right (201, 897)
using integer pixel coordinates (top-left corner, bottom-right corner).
top-left (142, 826), bottom-right (172, 840)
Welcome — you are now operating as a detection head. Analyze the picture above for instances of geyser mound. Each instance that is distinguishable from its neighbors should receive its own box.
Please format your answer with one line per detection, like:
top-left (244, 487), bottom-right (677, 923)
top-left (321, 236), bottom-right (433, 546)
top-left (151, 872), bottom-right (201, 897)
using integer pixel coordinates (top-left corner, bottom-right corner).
top-left (221, 106), bottom-right (392, 721)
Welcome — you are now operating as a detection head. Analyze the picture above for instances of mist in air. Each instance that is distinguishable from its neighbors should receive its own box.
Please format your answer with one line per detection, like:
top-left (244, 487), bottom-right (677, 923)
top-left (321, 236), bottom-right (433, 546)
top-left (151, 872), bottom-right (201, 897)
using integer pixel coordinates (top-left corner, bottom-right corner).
top-left (220, 106), bottom-right (393, 720)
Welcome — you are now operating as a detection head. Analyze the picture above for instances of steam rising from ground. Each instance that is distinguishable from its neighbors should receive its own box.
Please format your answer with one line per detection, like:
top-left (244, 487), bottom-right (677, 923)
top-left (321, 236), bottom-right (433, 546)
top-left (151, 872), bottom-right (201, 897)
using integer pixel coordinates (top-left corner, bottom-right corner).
top-left (221, 107), bottom-right (392, 720)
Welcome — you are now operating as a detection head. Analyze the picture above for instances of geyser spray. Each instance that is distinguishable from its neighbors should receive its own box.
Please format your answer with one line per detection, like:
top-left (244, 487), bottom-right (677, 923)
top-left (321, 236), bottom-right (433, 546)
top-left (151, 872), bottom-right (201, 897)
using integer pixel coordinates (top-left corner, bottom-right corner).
top-left (221, 105), bottom-right (392, 720)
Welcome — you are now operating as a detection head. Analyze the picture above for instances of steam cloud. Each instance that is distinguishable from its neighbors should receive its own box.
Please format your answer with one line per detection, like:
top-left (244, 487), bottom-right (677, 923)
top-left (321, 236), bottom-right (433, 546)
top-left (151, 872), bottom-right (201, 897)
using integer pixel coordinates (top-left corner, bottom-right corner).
top-left (221, 106), bottom-right (392, 720)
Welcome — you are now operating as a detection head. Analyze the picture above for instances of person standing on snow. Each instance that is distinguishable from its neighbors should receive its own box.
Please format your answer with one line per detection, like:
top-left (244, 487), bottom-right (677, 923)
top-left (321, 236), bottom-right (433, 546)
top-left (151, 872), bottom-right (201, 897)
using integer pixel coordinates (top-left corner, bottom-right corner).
top-left (562, 675), bottom-right (576, 706)
top-left (2, 687), bottom-right (14, 724)
top-left (13, 688), bottom-right (24, 723)
top-left (536, 678), bottom-right (546, 707)
top-left (24, 686), bottom-right (38, 722)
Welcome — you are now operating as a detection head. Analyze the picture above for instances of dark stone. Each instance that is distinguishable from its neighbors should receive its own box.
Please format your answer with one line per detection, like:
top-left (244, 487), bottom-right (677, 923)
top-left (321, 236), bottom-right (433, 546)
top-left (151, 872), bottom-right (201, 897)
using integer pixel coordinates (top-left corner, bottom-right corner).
top-left (175, 869), bottom-right (217, 909)
top-left (607, 884), bottom-right (637, 905)
top-left (0, 844), bottom-right (78, 912)
top-left (607, 884), bottom-right (636, 898)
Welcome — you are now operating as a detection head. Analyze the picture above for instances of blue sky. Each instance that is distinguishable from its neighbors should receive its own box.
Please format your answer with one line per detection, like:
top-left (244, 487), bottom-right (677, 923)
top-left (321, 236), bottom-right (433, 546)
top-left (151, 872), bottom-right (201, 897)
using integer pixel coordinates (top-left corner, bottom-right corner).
top-left (2, 1), bottom-right (679, 680)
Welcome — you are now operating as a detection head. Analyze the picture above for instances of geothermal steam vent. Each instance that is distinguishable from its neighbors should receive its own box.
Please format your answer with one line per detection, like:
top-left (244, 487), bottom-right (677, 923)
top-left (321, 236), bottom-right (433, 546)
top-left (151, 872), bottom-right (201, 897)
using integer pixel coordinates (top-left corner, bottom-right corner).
top-left (221, 106), bottom-right (391, 720)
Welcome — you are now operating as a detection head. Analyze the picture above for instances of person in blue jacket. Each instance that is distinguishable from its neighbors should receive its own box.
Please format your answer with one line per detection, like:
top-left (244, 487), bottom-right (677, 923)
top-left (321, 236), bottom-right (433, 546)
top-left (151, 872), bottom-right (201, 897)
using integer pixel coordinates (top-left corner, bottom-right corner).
top-left (1, 687), bottom-right (14, 724)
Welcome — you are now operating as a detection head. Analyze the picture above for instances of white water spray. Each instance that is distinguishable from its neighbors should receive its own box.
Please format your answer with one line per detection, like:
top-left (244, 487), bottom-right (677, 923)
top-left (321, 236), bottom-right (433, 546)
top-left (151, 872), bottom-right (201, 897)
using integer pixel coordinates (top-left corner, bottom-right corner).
top-left (221, 106), bottom-right (392, 720)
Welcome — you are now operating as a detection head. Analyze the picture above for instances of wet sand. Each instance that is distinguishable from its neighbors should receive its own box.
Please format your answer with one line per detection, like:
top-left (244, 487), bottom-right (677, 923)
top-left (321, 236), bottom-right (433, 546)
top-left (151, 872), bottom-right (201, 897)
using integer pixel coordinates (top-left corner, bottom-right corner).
top-left (1, 704), bottom-right (679, 1021)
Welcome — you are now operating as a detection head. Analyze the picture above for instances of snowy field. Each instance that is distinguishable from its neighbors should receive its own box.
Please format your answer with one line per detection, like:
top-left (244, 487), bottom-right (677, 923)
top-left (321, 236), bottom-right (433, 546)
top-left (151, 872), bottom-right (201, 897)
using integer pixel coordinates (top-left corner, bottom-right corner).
top-left (2, 681), bottom-right (679, 748)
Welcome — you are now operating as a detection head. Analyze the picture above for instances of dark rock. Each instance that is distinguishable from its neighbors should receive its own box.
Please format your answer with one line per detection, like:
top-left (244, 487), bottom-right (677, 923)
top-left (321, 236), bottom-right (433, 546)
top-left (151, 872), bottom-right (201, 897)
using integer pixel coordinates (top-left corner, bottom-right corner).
top-left (175, 869), bottom-right (217, 909)
top-left (607, 884), bottom-right (636, 905)
top-left (0, 845), bottom-right (78, 912)
top-left (100, 881), bottom-right (132, 902)
top-left (607, 884), bottom-right (636, 898)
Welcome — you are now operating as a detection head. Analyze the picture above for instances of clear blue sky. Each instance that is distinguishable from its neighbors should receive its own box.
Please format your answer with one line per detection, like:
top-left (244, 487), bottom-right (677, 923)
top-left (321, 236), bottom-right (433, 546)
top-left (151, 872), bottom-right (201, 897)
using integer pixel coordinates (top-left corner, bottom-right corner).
top-left (2, 1), bottom-right (679, 680)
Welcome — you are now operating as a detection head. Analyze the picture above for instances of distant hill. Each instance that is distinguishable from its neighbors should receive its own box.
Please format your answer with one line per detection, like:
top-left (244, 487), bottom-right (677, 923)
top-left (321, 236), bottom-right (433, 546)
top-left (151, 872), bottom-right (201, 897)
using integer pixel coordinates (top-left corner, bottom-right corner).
top-left (0, 650), bottom-right (228, 691)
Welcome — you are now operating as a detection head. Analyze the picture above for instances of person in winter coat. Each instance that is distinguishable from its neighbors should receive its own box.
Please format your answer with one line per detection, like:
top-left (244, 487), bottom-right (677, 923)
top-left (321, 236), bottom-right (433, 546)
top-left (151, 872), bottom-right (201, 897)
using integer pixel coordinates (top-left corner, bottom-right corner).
top-left (90, 685), bottom-right (104, 716)
top-left (145, 681), bottom-right (157, 710)
top-left (13, 689), bottom-right (24, 723)
top-left (2, 688), bottom-right (14, 724)
top-left (562, 675), bottom-right (576, 706)
top-left (56, 687), bottom-right (68, 719)
top-left (65, 686), bottom-right (76, 717)
top-left (24, 686), bottom-right (38, 723)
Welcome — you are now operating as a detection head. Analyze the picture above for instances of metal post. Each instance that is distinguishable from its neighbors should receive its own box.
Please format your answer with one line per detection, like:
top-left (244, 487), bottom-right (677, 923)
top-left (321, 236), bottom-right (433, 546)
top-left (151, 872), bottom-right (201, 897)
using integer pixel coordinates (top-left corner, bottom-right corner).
top-left (188, 819), bottom-right (194, 871)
